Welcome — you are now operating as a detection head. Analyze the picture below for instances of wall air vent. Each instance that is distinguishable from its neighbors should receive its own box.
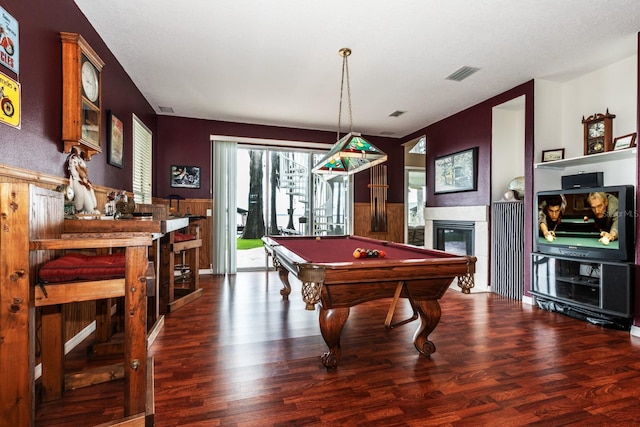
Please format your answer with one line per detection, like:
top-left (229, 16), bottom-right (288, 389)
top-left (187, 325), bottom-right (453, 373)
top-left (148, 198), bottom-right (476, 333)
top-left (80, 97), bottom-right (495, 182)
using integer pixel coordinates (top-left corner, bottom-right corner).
top-left (445, 66), bottom-right (480, 82)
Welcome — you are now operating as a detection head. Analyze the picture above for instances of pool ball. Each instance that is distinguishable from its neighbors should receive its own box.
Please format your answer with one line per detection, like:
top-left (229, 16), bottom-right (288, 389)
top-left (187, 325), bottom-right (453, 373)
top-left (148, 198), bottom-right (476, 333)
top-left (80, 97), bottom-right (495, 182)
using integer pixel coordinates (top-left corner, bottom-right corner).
top-left (316, 236), bottom-right (321, 241)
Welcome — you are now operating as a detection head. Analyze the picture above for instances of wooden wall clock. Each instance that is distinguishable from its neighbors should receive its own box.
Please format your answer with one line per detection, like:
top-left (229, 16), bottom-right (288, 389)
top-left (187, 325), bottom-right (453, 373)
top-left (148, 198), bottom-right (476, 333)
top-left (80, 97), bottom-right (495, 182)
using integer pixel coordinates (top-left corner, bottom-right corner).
top-left (61, 32), bottom-right (105, 160)
top-left (582, 110), bottom-right (615, 155)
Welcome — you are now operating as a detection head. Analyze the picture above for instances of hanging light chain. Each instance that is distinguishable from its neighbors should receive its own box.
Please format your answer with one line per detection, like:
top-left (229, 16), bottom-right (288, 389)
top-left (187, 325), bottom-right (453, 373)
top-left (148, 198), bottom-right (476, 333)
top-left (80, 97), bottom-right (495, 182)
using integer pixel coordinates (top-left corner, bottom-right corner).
top-left (337, 48), bottom-right (353, 141)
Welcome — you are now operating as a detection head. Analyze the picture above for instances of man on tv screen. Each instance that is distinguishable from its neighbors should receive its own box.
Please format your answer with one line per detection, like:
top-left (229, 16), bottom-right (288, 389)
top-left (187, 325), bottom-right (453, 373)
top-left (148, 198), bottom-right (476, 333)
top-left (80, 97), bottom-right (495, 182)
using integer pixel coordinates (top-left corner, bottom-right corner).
top-left (586, 192), bottom-right (619, 245)
top-left (538, 194), bottom-right (566, 241)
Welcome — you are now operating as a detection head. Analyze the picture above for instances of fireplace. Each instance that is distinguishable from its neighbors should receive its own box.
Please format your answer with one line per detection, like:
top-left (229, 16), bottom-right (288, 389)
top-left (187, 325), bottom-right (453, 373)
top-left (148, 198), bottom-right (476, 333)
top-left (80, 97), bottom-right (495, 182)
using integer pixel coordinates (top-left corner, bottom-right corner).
top-left (434, 221), bottom-right (474, 256)
top-left (424, 205), bottom-right (489, 292)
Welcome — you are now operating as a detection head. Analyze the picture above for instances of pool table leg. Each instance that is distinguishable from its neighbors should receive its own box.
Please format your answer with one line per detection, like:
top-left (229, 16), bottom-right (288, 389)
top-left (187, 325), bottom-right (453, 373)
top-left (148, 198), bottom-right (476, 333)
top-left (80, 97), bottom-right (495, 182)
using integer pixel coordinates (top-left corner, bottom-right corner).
top-left (413, 299), bottom-right (441, 356)
top-left (271, 257), bottom-right (291, 300)
top-left (318, 306), bottom-right (350, 370)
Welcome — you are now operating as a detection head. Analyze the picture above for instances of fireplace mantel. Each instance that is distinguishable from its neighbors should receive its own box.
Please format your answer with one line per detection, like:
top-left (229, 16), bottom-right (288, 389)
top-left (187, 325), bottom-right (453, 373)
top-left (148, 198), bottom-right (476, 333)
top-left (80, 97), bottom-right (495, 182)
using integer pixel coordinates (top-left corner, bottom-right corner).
top-left (424, 206), bottom-right (489, 293)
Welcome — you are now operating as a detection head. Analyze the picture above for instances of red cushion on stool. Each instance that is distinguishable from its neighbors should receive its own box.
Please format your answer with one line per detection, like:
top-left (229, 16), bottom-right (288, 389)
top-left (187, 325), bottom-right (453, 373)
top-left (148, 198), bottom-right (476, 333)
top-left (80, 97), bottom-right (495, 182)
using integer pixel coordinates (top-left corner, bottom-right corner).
top-left (39, 253), bottom-right (126, 283)
top-left (174, 232), bottom-right (196, 242)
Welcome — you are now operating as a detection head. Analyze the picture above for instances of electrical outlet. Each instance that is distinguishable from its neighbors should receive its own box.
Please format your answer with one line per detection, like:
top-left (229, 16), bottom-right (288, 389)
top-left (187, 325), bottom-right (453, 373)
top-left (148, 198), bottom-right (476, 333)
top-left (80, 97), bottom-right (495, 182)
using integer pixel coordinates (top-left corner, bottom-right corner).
top-left (206, 209), bottom-right (212, 217)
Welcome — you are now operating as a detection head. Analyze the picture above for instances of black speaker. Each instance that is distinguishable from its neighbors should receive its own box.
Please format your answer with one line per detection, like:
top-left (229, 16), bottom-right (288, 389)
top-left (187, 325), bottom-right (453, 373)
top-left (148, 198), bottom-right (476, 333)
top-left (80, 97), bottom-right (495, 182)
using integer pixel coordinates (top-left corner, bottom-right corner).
top-left (561, 172), bottom-right (603, 189)
top-left (601, 262), bottom-right (634, 317)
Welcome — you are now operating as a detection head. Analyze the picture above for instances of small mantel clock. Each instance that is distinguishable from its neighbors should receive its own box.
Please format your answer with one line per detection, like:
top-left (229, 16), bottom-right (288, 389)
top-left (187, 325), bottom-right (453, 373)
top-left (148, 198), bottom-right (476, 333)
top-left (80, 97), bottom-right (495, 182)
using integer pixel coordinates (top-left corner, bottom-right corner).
top-left (582, 110), bottom-right (615, 155)
top-left (61, 32), bottom-right (105, 160)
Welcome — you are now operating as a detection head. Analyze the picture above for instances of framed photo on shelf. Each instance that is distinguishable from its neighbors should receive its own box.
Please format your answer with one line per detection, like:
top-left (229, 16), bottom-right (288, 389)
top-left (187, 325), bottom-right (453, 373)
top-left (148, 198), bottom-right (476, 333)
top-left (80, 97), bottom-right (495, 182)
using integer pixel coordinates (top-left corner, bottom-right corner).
top-left (170, 165), bottom-right (201, 189)
top-left (434, 147), bottom-right (478, 194)
top-left (613, 133), bottom-right (637, 151)
top-left (107, 111), bottom-right (124, 168)
top-left (541, 148), bottom-right (565, 163)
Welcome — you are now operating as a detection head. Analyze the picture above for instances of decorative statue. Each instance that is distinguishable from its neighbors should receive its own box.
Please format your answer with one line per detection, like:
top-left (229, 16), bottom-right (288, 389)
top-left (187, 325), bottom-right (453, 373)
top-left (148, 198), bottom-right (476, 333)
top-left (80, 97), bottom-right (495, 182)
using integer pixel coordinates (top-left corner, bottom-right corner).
top-left (115, 190), bottom-right (136, 218)
top-left (65, 147), bottom-right (100, 214)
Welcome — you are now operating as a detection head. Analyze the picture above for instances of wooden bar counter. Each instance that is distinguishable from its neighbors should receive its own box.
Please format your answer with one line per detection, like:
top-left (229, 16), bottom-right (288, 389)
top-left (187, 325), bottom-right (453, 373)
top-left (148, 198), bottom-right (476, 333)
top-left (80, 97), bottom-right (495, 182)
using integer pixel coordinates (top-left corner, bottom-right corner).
top-left (64, 216), bottom-right (202, 316)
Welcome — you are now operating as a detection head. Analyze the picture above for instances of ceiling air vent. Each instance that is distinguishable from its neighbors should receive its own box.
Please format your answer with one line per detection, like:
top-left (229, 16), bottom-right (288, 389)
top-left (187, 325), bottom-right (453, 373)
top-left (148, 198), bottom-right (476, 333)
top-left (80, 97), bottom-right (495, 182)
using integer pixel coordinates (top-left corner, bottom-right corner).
top-left (158, 106), bottom-right (174, 113)
top-left (388, 110), bottom-right (406, 117)
top-left (445, 66), bottom-right (480, 82)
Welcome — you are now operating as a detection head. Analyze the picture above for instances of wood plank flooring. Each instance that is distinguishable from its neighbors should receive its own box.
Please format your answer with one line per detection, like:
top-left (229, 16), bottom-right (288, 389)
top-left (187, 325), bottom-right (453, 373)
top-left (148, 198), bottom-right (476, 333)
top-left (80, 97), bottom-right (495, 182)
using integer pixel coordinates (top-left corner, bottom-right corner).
top-left (36, 272), bottom-right (640, 426)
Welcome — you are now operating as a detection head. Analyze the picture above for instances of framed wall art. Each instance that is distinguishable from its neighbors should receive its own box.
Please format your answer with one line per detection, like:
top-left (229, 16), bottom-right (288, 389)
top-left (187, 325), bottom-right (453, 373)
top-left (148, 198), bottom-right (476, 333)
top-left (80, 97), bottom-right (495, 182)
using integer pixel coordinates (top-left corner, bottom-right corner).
top-left (541, 148), bottom-right (565, 162)
top-left (107, 111), bottom-right (124, 168)
top-left (434, 147), bottom-right (478, 194)
top-left (170, 165), bottom-right (201, 188)
top-left (613, 133), bottom-right (637, 151)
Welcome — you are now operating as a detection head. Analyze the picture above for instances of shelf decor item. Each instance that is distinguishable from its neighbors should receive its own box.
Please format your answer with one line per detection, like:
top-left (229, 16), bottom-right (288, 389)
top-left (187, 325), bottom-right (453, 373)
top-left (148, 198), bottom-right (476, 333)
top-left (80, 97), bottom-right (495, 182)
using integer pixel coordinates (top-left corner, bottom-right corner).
top-left (613, 132), bottom-right (636, 151)
top-left (434, 147), bottom-right (478, 194)
top-left (541, 148), bottom-right (565, 162)
top-left (582, 110), bottom-right (615, 155)
top-left (170, 165), bottom-right (201, 189)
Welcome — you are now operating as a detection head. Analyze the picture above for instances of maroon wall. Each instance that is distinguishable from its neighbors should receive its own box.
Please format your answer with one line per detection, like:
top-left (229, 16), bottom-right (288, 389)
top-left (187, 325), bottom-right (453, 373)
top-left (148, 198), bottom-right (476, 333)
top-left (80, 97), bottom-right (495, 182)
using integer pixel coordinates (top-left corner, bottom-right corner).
top-left (0, 0), bottom-right (156, 190)
top-left (156, 116), bottom-right (404, 203)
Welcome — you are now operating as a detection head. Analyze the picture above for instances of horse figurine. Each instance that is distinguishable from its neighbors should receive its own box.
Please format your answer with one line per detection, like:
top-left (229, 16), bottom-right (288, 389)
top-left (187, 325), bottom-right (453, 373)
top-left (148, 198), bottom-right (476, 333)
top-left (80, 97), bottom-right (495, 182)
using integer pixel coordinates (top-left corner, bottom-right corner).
top-left (66, 147), bottom-right (100, 214)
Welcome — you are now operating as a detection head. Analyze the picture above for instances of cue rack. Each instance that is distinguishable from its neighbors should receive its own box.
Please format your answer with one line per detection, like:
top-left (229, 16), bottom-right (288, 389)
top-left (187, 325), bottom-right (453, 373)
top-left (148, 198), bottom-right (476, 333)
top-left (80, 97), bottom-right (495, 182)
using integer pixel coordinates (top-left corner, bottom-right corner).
top-left (368, 164), bottom-right (388, 232)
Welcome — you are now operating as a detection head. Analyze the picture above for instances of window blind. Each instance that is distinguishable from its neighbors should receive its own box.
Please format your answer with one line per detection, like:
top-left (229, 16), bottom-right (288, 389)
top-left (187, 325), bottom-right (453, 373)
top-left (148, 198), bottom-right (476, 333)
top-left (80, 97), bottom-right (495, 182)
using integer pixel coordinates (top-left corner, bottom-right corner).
top-left (132, 114), bottom-right (152, 204)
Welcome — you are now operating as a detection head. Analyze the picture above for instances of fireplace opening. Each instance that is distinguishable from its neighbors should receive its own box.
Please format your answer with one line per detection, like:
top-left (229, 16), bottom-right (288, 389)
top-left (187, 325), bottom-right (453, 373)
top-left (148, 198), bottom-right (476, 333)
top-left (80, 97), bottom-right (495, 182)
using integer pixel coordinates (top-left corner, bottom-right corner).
top-left (434, 220), bottom-right (475, 256)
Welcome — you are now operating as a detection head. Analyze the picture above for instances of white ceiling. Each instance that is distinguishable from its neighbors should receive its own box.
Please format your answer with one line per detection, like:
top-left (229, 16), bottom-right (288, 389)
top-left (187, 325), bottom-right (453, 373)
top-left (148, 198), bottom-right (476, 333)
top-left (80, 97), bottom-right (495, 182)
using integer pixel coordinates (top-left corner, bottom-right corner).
top-left (74, 0), bottom-right (640, 139)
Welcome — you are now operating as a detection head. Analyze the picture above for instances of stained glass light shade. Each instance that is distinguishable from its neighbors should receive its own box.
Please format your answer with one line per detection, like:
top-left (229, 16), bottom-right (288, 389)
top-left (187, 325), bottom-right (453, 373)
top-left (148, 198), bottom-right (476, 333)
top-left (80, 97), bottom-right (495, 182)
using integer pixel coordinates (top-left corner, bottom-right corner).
top-left (312, 132), bottom-right (387, 175)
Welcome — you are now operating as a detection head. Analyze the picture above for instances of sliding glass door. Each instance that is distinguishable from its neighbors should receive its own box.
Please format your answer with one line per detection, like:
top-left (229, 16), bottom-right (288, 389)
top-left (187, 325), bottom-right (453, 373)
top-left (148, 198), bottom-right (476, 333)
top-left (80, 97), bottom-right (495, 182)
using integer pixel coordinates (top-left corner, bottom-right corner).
top-left (236, 146), bottom-right (351, 270)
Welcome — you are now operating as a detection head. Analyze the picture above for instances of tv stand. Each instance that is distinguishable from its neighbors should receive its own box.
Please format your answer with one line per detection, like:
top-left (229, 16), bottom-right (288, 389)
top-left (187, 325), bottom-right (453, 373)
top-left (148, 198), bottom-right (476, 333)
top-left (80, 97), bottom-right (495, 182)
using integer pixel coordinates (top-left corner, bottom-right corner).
top-left (531, 253), bottom-right (634, 329)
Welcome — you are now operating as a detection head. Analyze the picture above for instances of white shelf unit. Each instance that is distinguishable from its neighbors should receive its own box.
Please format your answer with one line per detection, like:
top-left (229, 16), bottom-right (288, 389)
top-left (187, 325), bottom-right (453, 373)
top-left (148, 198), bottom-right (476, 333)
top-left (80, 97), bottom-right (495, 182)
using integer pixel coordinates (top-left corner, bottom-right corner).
top-left (535, 148), bottom-right (637, 170)
top-left (534, 148), bottom-right (637, 192)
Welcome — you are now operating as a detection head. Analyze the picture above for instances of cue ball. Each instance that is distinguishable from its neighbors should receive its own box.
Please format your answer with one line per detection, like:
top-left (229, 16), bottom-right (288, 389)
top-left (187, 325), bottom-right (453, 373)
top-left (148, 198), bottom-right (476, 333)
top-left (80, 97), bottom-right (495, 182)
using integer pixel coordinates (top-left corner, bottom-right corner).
top-left (316, 236), bottom-right (321, 241)
top-left (584, 216), bottom-right (589, 222)
top-left (601, 236), bottom-right (610, 245)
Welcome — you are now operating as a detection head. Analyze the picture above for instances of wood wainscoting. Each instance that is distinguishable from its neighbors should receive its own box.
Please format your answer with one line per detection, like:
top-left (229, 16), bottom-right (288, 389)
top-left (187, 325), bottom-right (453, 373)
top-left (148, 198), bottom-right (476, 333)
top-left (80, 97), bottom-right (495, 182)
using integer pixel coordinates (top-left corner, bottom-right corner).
top-left (353, 202), bottom-right (404, 243)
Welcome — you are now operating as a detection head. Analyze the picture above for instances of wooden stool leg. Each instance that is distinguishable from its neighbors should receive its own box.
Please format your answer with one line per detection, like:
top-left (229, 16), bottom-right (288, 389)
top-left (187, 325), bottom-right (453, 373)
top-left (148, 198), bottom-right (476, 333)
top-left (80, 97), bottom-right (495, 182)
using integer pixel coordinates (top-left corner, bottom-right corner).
top-left (41, 305), bottom-right (64, 402)
top-left (123, 245), bottom-right (148, 416)
top-left (95, 298), bottom-right (111, 343)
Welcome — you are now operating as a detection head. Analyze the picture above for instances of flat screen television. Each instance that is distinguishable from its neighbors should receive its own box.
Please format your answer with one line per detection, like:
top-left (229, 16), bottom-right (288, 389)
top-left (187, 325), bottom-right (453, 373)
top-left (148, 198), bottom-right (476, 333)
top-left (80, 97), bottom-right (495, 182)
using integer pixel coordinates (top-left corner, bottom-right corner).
top-left (535, 185), bottom-right (635, 262)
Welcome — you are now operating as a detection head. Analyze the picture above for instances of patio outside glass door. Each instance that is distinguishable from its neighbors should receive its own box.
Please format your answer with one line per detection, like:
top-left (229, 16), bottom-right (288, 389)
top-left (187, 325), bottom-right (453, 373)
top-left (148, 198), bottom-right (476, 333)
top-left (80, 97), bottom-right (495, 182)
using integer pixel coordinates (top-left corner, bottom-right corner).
top-left (235, 147), bottom-right (351, 270)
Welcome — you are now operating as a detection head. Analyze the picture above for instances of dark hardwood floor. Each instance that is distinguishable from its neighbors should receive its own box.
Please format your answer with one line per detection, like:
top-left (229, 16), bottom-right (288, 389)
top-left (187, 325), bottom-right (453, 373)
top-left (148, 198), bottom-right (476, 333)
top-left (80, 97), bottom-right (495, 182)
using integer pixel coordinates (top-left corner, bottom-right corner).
top-left (36, 272), bottom-right (640, 426)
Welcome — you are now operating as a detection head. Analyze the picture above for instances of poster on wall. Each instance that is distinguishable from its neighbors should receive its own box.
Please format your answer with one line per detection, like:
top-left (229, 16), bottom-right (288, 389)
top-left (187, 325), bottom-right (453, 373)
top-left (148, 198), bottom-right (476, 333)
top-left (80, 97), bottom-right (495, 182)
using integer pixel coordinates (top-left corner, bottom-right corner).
top-left (0, 6), bottom-right (19, 73)
top-left (0, 70), bottom-right (20, 128)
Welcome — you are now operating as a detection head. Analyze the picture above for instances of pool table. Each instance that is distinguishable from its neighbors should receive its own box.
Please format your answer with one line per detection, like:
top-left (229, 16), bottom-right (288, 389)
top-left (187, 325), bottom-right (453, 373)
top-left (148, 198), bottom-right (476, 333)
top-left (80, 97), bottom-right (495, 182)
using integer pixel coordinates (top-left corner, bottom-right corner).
top-left (262, 235), bottom-right (476, 369)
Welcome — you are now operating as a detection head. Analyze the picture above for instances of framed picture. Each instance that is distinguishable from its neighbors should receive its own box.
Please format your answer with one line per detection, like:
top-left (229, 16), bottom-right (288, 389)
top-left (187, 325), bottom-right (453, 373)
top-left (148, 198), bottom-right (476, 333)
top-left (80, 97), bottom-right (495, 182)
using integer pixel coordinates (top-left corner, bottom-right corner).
top-left (613, 133), bottom-right (637, 151)
top-left (541, 148), bottom-right (565, 162)
top-left (107, 111), bottom-right (124, 168)
top-left (171, 165), bottom-right (201, 188)
top-left (434, 147), bottom-right (478, 194)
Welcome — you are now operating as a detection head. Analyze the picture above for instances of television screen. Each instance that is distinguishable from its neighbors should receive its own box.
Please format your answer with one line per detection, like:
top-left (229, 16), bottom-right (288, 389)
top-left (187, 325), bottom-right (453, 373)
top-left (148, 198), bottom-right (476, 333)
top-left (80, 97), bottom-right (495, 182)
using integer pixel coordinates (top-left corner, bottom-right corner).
top-left (535, 185), bottom-right (635, 262)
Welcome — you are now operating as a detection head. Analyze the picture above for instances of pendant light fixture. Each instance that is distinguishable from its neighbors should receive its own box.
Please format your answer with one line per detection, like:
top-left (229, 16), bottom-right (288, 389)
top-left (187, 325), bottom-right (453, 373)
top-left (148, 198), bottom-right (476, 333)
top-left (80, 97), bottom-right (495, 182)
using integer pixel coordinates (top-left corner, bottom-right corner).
top-left (312, 48), bottom-right (387, 175)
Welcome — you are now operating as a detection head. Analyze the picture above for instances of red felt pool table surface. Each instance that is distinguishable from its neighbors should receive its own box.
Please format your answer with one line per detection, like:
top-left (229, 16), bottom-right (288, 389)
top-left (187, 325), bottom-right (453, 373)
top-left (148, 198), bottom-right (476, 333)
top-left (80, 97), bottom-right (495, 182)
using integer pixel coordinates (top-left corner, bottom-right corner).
top-left (262, 234), bottom-right (477, 369)
top-left (266, 235), bottom-right (451, 263)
